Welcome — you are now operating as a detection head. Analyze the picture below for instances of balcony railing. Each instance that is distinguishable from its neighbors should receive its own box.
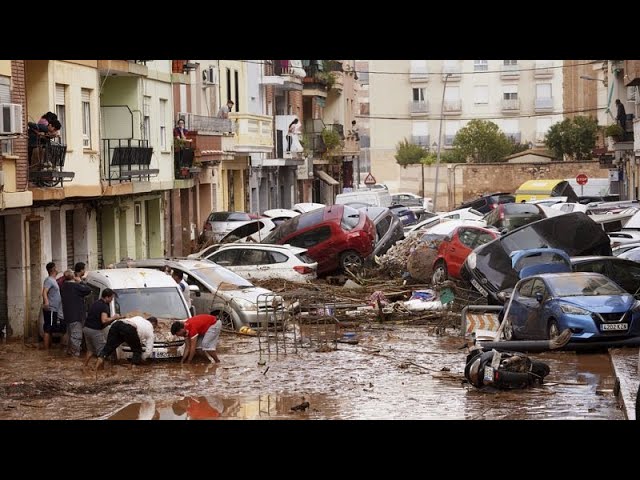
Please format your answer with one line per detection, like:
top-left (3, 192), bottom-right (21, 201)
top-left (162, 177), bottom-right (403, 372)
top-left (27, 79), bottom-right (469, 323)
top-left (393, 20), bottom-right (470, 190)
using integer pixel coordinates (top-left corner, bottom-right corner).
top-left (412, 135), bottom-right (430, 147)
top-left (229, 113), bottom-right (273, 152)
top-left (409, 100), bottom-right (429, 114)
top-left (101, 139), bottom-right (158, 185)
top-left (174, 147), bottom-right (199, 179)
top-left (535, 97), bottom-right (554, 111)
top-left (410, 65), bottom-right (429, 81)
top-left (178, 112), bottom-right (234, 134)
top-left (534, 62), bottom-right (554, 78)
top-left (29, 139), bottom-right (75, 188)
top-left (444, 134), bottom-right (455, 146)
top-left (359, 134), bottom-right (370, 148)
top-left (443, 99), bottom-right (462, 113)
top-left (501, 98), bottom-right (520, 111)
top-left (500, 63), bottom-right (520, 79)
top-left (506, 132), bottom-right (521, 144)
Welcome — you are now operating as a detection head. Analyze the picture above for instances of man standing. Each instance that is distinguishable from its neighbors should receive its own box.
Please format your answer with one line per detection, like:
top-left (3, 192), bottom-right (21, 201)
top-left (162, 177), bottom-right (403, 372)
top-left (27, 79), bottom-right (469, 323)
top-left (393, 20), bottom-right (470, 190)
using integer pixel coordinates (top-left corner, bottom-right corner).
top-left (42, 262), bottom-right (65, 349)
top-left (217, 100), bottom-right (234, 119)
top-left (616, 99), bottom-right (627, 133)
top-left (171, 314), bottom-right (221, 364)
top-left (61, 268), bottom-right (92, 357)
top-left (171, 270), bottom-right (191, 309)
top-left (83, 289), bottom-right (121, 367)
top-left (95, 316), bottom-right (158, 369)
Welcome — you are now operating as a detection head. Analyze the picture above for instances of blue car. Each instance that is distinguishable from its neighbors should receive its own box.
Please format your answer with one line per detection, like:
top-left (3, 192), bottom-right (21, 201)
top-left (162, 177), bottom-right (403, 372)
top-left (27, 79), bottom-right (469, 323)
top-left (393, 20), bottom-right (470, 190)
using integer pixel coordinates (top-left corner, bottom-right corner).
top-left (388, 204), bottom-right (418, 226)
top-left (503, 272), bottom-right (640, 341)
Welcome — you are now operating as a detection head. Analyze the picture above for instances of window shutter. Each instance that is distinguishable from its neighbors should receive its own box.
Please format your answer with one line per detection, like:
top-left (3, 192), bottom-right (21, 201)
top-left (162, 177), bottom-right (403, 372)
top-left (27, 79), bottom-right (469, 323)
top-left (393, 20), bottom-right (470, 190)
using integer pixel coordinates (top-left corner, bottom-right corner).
top-left (0, 85), bottom-right (10, 104)
top-left (55, 84), bottom-right (65, 105)
top-left (81, 89), bottom-right (90, 103)
top-left (143, 96), bottom-right (151, 116)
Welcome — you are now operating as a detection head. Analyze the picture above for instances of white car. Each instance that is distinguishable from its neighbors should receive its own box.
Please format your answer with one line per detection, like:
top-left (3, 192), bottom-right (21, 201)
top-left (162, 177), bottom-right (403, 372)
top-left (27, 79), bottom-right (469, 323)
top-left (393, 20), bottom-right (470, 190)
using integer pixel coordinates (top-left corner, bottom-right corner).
top-left (196, 243), bottom-right (317, 282)
top-left (405, 207), bottom-right (485, 235)
top-left (550, 202), bottom-right (588, 214)
top-left (608, 230), bottom-right (640, 247)
top-left (262, 209), bottom-right (300, 226)
top-left (292, 203), bottom-right (325, 214)
top-left (219, 218), bottom-right (277, 243)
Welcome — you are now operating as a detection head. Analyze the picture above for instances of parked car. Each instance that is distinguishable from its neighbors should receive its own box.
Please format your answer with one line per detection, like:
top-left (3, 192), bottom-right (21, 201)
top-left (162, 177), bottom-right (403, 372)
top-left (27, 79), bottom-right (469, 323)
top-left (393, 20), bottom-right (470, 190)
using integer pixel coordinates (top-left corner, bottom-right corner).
top-left (202, 211), bottom-right (252, 242)
top-left (335, 189), bottom-right (392, 208)
top-left (194, 243), bottom-right (318, 282)
top-left (82, 268), bottom-right (191, 359)
top-left (219, 218), bottom-right (277, 243)
top-left (461, 212), bottom-right (613, 304)
top-left (482, 203), bottom-right (546, 233)
top-left (388, 204), bottom-right (418, 226)
top-left (391, 193), bottom-right (431, 214)
top-left (432, 225), bottom-right (499, 284)
top-left (607, 231), bottom-right (640, 248)
top-left (550, 202), bottom-right (588, 214)
top-left (261, 209), bottom-right (300, 227)
top-left (262, 204), bottom-right (376, 275)
top-left (571, 255), bottom-right (640, 298)
top-left (502, 272), bottom-right (640, 341)
top-left (613, 243), bottom-right (640, 256)
top-left (292, 203), bottom-right (325, 214)
top-left (357, 206), bottom-right (404, 258)
top-left (405, 207), bottom-right (485, 235)
top-left (457, 193), bottom-right (515, 214)
top-left (115, 259), bottom-right (284, 331)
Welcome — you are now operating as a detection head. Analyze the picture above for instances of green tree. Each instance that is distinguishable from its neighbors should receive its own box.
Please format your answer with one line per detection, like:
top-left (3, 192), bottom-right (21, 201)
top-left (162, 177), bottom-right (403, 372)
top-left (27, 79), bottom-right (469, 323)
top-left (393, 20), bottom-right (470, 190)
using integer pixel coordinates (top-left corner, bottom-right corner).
top-left (452, 119), bottom-right (513, 163)
top-left (544, 116), bottom-right (598, 161)
top-left (394, 138), bottom-right (427, 167)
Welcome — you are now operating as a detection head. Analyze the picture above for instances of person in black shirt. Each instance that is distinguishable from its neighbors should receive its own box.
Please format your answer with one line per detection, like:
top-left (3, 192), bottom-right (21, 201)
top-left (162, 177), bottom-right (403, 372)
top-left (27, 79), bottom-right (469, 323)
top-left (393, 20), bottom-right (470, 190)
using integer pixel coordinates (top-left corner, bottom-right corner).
top-left (615, 99), bottom-right (627, 133)
top-left (83, 288), bottom-right (121, 367)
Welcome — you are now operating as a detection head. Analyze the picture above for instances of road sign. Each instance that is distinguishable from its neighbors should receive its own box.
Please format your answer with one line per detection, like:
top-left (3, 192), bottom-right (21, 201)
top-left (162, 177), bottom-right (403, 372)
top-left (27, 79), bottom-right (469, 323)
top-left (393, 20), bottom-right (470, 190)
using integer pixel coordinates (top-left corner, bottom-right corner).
top-left (364, 173), bottom-right (377, 186)
top-left (576, 173), bottom-right (588, 185)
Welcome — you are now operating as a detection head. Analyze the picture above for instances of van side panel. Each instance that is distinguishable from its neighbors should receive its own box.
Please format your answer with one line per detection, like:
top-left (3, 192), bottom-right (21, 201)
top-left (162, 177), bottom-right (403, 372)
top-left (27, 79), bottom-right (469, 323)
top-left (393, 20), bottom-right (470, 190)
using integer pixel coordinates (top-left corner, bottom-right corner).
top-left (514, 179), bottom-right (576, 203)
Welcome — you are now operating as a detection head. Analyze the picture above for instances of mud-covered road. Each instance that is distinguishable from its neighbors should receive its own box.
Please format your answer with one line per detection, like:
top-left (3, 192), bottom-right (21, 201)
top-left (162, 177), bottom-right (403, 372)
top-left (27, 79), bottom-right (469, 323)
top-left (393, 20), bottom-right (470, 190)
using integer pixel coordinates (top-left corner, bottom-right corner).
top-left (0, 325), bottom-right (626, 420)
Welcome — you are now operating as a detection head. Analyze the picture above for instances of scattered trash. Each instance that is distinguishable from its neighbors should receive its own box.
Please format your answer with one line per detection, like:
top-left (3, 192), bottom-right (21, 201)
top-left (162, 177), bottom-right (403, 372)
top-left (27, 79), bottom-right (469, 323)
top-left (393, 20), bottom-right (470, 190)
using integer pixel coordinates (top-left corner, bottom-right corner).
top-left (291, 397), bottom-right (310, 412)
top-left (238, 326), bottom-right (257, 336)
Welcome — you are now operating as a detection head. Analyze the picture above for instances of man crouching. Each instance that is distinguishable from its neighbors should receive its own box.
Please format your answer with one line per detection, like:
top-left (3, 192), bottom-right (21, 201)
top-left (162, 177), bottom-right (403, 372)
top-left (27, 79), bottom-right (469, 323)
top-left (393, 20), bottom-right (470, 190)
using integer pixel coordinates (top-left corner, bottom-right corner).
top-left (171, 314), bottom-right (221, 364)
top-left (95, 316), bottom-right (158, 370)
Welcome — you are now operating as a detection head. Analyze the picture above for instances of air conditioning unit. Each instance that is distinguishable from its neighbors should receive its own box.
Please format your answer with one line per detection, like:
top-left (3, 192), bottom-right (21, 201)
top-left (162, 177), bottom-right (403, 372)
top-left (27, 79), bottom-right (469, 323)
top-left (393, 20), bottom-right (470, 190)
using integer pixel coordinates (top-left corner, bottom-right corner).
top-left (0, 103), bottom-right (22, 135)
top-left (628, 86), bottom-right (640, 105)
top-left (202, 66), bottom-right (218, 86)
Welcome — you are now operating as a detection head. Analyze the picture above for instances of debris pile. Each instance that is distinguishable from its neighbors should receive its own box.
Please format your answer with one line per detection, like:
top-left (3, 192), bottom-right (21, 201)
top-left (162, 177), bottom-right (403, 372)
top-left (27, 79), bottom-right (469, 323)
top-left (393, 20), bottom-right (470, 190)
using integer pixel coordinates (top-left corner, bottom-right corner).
top-left (377, 234), bottom-right (422, 278)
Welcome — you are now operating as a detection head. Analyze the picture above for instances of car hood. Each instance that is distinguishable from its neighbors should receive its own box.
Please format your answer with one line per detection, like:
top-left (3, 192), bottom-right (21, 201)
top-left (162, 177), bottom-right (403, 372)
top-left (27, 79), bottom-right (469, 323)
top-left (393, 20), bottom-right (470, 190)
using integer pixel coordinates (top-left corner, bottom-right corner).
top-left (557, 294), bottom-right (634, 312)
top-left (217, 286), bottom-right (281, 303)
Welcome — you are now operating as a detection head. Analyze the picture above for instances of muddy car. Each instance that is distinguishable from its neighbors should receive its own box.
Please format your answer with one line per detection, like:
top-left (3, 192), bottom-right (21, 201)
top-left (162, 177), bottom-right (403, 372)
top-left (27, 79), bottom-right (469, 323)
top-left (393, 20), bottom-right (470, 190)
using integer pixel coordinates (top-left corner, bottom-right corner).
top-left (461, 212), bottom-right (612, 304)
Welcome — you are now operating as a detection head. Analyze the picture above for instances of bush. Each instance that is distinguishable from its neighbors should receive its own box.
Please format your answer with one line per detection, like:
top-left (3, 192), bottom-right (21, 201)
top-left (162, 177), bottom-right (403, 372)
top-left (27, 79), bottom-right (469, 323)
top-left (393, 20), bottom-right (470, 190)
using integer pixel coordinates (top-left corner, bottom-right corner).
top-left (604, 124), bottom-right (624, 138)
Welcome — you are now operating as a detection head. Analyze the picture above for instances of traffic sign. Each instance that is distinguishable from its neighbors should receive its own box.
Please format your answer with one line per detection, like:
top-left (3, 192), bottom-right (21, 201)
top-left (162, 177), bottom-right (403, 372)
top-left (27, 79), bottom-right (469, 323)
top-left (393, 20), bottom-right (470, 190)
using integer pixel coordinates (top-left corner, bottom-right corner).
top-left (576, 173), bottom-right (588, 185)
top-left (364, 173), bottom-right (377, 186)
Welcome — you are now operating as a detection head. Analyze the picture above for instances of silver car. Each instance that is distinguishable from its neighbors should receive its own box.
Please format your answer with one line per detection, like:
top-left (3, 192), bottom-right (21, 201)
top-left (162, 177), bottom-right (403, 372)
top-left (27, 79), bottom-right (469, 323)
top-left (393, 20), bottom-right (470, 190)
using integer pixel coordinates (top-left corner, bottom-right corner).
top-left (117, 259), bottom-right (284, 331)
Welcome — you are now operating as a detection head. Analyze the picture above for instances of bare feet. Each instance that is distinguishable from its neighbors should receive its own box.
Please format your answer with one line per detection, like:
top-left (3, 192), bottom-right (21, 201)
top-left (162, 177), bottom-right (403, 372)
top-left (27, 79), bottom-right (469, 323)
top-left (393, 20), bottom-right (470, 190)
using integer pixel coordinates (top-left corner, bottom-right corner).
top-left (95, 357), bottom-right (105, 371)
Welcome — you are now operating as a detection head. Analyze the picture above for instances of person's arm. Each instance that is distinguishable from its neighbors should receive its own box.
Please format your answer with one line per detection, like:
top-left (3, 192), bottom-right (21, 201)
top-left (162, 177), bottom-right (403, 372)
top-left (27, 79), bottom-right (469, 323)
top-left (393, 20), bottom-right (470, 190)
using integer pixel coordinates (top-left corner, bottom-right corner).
top-left (42, 285), bottom-right (50, 310)
top-left (100, 310), bottom-right (121, 326)
top-left (141, 328), bottom-right (155, 361)
top-left (181, 336), bottom-right (191, 363)
top-left (184, 334), bottom-right (198, 363)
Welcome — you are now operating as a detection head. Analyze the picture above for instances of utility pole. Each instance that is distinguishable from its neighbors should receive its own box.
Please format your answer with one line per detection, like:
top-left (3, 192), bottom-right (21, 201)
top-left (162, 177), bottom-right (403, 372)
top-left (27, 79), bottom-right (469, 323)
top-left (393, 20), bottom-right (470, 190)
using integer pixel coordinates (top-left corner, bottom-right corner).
top-left (433, 72), bottom-right (451, 212)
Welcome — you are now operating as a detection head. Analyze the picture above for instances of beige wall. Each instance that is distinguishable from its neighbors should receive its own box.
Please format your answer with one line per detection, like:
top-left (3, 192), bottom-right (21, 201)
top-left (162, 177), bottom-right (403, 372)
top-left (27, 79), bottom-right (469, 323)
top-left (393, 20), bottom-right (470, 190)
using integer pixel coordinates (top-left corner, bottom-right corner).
top-left (0, 60), bottom-right (11, 77)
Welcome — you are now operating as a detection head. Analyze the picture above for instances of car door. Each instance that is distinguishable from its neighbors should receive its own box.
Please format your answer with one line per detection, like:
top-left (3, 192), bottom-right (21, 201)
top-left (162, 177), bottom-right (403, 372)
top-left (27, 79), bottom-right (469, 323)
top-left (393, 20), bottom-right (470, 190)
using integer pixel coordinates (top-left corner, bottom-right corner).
top-left (287, 226), bottom-right (334, 273)
top-left (508, 278), bottom-right (540, 339)
top-left (183, 273), bottom-right (216, 316)
top-left (448, 227), bottom-right (478, 277)
top-left (235, 248), bottom-right (272, 280)
top-left (528, 278), bottom-right (549, 338)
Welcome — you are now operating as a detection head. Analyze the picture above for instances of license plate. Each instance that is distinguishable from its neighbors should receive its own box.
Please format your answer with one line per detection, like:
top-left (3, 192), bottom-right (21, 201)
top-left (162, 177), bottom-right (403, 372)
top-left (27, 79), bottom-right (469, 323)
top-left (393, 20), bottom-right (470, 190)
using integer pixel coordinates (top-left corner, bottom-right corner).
top-left (600, 323), bottom-right (628, 331)
top-left (483, 366), bottom-right (494, 384)
top-left (152, 351), bottom-right (171, 359)
top-left (470, 278), bottom-right (489, 297)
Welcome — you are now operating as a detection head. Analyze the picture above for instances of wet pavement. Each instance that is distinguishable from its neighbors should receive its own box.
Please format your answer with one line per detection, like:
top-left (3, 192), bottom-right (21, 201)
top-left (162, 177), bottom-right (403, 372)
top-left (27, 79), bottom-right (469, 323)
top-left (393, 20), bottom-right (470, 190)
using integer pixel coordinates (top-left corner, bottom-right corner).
top-left (0, 325), bottom-right (627, 420)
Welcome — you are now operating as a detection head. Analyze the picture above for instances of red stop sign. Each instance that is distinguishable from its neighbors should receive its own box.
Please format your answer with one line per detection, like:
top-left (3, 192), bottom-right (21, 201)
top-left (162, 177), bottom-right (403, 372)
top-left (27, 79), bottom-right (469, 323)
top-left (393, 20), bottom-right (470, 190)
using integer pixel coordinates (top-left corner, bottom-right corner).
top-left (576, 173), bottom-right (588, 185)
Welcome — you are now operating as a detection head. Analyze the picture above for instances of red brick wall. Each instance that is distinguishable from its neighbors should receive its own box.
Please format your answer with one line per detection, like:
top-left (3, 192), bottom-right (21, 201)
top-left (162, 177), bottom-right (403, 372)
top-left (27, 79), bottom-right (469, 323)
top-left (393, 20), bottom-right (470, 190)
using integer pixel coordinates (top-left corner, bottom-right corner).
top-left (11, 60), bottom-right (27, 191)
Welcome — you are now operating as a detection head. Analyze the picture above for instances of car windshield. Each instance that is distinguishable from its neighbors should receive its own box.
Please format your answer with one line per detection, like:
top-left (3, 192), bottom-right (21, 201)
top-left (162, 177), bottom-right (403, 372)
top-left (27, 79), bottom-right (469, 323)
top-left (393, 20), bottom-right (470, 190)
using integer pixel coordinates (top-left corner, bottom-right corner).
top-left (192, 266), bottom-right (254, 289)
top-left (547, 275), bottom-right (625, 297)
top-left (114, 287), bottom-right (189, 319)
top-left (341, 205), bottom-right (362, 231)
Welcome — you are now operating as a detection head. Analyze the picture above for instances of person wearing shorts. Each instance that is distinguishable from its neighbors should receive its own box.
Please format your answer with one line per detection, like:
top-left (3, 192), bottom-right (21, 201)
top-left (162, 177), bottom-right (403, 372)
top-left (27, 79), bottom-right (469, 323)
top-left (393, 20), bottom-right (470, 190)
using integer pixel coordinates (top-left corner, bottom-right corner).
top-left (170, 314), bottom-right (221, 364)
top-left (83, 288), bottom-right (121, 367)
top-left (42, 262), bottom-right (65, 349)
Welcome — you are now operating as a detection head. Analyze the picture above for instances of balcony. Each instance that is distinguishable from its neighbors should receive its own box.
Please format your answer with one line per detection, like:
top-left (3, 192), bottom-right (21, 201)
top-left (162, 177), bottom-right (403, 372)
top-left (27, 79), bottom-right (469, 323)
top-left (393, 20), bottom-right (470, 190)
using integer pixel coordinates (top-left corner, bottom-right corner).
top-left (500, 63), bottom-right (520, 79)
top-left (330, 72), bottom-right (344, 92)
top-left (624, 60), bottom-right (640, 87)
top-left (410, 65), bottom-right (429, 81)
top-left (101, 139), bottom-right (158, 185)
top-left (635, 119), bottom-right (640, 152)
top-left (443, 99), bottom-right (462, 114)
top-left (97, 60), bottom-right (148, 77)
top-left (409, 100), bottom-right (429, 115)
top-left (174, 146), bottom-right (200, 180)
top-left (501, 98), bottom-right (520, 112)
top-left (302, 63), bottom-right (330, 98)
top-left (304, 119), bottom-right (327, 157)
top-left (411, 135), bottom-right (430, 147)
top-left (442, 63), bottom-right (462, 81)
top-left (229, 113), bottom-right (273, 153)
top-left (534, 62), bottom-right (554, 78)
top-left (29, 140), bottom-right (75, 188)
top-left (534, 97), bottom-right (554, 112)
top-left (261, 60), bottom-right (305, 91)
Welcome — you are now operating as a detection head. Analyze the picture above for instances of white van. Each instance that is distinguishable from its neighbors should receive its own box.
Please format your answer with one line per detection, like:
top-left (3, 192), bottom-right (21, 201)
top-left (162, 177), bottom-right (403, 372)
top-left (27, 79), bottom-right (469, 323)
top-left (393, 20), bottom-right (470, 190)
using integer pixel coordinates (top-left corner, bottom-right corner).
top-left (85, 268), bottom-right (190, 359)
top-left (334, 189), bottom-right (392, 207)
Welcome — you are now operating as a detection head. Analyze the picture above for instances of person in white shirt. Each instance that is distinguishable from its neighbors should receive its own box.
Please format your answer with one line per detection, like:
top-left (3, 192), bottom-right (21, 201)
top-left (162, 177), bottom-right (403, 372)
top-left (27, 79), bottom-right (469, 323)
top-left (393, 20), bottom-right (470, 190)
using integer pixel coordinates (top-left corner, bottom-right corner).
top-left (172, 270), bottom-right (191, 309)
top-left (95, 316), bottom-right (158, 369)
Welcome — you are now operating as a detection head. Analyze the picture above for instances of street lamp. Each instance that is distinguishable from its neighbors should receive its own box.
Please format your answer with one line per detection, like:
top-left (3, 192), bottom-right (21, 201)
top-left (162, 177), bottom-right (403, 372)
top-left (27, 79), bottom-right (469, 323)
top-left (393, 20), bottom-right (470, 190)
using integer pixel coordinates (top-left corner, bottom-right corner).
top-left (432, 72), bottom-right (452, 212)
top-left (580, 75), bottom-right (605, 85)
top-left (580, 75), bottom-right (615, 122)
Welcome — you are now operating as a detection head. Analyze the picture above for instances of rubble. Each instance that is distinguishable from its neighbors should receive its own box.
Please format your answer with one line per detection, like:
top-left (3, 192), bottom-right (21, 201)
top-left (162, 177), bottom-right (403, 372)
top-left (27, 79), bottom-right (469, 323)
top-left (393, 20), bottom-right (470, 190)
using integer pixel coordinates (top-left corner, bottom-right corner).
top-left (377, 233), bottom-right (441, 283)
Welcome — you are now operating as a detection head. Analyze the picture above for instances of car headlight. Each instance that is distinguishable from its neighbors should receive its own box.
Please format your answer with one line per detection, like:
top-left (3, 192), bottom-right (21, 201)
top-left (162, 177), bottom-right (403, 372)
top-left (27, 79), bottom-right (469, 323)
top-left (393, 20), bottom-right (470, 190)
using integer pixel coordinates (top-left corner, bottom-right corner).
top-left (466, 252), bottom-right (477, 270)
top-left (559, 303), bottom-right (591, 315)
top-left (233, 298), bottom-right (257, 311)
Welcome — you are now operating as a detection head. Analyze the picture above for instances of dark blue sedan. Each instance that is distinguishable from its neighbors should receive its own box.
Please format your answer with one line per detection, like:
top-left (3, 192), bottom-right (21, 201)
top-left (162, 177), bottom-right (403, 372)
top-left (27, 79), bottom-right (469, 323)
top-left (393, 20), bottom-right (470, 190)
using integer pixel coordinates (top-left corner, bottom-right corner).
top-left (503, 272), bottom-right (640, 341)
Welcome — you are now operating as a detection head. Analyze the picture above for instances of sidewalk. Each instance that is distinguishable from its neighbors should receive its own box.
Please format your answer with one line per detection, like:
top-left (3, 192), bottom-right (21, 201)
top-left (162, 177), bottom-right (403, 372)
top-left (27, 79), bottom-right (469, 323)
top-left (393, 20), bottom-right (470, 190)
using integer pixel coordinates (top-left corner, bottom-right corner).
top-left (609, 347), bottom-right (639, 420)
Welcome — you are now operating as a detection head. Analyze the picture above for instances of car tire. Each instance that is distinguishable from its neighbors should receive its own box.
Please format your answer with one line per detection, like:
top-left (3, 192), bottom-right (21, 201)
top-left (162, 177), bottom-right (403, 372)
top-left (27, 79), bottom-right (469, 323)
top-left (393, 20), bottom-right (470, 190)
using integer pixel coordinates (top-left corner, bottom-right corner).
top-left (502, 317), bottom-right (516, 341)
top-left (432, 260), bottom-right (448, 285)
top-left (547, 319), bottom-right (560, 340)
top-left (213, 310), bottom-right (235, 331)
top-left (340, 251), bottom-right (363, 272)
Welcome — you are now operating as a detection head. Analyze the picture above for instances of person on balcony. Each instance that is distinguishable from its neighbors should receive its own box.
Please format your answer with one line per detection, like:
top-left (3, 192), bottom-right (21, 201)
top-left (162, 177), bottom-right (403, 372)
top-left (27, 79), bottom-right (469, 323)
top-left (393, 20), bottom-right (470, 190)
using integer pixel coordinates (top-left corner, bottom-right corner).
top-left (173, 118), bottom-right (192, 145)
top-left (287, 118), bottom-right (304, 154)
top-left (37, 111), bottom-right (58, 127)
top-left (217, 100), bottom-right (234, 119)
top-left (28, 119), bottom-right (61, 168)
top-left (615, 99), bottom-right (627, 133)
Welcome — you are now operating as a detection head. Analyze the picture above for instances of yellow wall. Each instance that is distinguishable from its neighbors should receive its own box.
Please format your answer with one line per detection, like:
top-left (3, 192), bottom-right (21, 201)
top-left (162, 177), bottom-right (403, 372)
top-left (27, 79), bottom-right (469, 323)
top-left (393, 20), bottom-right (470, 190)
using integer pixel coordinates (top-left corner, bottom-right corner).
top-left (0, 60), bottom-right (11, 77)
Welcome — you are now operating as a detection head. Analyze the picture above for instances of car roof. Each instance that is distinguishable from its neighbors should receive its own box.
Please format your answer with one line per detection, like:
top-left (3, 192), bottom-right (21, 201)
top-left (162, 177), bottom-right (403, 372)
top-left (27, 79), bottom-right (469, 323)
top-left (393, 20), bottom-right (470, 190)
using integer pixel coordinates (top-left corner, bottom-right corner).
top-left (122, 258), bottom-right (223, 271)
top-left (215, 243), bottom-right (308, 255)
top-left (86, 268), bottom-right (178, 288)
top-left (570, 255), bottom-right (627, 262)
top-left (535, 271), bottom-right (604, 279)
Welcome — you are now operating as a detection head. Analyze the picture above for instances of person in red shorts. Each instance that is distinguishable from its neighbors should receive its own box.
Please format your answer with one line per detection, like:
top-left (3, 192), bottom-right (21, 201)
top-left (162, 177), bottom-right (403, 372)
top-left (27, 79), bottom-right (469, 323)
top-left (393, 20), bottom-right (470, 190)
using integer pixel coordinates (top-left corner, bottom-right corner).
top-left (170, 314), bottom-right (221, 364)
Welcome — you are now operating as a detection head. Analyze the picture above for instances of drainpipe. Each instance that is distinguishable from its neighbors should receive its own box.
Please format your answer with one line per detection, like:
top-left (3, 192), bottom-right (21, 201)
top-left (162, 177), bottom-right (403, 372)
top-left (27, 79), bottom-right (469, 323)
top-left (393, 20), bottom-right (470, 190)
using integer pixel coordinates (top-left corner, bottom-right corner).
top-left (23, 216), bottom-right (31, 342)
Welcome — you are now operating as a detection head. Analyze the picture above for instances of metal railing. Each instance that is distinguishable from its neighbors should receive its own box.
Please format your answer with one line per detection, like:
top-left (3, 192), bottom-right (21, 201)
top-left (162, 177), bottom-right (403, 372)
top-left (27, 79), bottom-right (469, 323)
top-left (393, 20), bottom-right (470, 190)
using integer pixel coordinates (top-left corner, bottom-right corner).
top-left (409, 100), bottom-right (429, 113)
top-left (29, 138), bottom-right (74, 187)
top-left (443, 99), bottom-right (462, 112)
top-left (101, 139), bottom-right (156, 185)
top-left (500, 63), bottom-right (520, 77)
top-left (412, 135), bottom-right (430, 147)
top-left (535, 97), bottom-right (554, 111)
top-left (410, 66), bottom-right (429, 80)
top-left (502, 98), bottom-right (520, 111)
top-left (177, 112), bottom-right (234, 134)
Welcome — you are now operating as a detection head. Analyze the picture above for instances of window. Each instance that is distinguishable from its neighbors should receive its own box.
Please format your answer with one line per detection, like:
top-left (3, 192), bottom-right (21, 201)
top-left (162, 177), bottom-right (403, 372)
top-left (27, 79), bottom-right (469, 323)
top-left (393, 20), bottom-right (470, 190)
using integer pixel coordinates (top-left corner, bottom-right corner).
top-left (536, 83), bottom-right (552, 99)
top-left (412, 121), bottom-right (428, 136)
top-left (0, 76), bottom-right (10, 155)
top-left (81, 89), bottom-right (91, 148)
top-left (474, 60), bottom-right (488, 72)
top-left (531, 279), bottom-right (546, 298)
top-left (287, 226), bottom-right (332, 249)
top-left (211, 249), bottom-right (240, 267)
top-left (473, 85), bottom-right (489, 105)
top-left (474, 232), bottom-right (495, 247)
top-left (458, 228), bottom-right (478, 248)
top-left (503, 84), bottom-right (518, 100)
top-left (143, 96), bottom-right (151, 142)
top-left (234, 70), bottom-right (239, 112)
top-left (375, 215), bottom-right (392, 241)
top-left (238, 249), bottom-right (270, 266)
top-left (536, 117), bottom-right (553, 137)
top-left (159, 99), bottom-right (167, 150)
top-left (410, 60), bottom-right (427, 70)
top-left (502, 119), bottom-right (519, 135)
top-left (55, 84), bottom-right (66, 144)
top-left (412, 88), bottom-right (425, 102)
top-left (269, 251), bottom-right (289, 263)
top-left (444, 86), bottom-right (460, 101)
top-left (445, 120), bottom-right (460, 146)
top-left (518, 278), bottom-right (535, 297)
top-left (503, 60), bottom-right (518, 66)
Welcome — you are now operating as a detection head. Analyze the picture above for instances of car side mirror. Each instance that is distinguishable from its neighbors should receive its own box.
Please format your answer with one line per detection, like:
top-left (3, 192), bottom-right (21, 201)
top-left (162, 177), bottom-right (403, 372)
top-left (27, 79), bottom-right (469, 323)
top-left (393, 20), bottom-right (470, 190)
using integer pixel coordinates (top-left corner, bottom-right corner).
top-left (189, 284), bottom-right (201, 297)
top-left (535, 292), bottom-right (544, 303)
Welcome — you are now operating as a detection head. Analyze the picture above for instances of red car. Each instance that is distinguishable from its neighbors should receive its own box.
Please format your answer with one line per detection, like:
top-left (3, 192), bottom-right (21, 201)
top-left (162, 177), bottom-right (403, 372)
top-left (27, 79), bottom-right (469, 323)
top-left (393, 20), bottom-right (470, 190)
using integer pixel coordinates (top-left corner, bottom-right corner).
top-left (262, 205), bottom-right (376, 275)
top-left (432, 225), bottom-right (499, 283)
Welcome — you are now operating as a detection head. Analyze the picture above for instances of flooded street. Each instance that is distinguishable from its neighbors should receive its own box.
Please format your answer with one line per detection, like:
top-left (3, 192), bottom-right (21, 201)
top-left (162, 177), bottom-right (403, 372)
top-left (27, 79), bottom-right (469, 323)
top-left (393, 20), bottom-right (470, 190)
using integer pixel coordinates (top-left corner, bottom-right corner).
top-left (0, 326), bottom-right (627, 420)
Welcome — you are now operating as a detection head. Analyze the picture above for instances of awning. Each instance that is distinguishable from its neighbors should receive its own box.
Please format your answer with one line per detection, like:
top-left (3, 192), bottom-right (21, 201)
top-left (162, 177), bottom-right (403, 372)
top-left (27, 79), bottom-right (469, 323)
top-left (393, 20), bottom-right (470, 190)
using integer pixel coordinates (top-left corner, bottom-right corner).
top-left (315, 170), bottom-right (339, 186)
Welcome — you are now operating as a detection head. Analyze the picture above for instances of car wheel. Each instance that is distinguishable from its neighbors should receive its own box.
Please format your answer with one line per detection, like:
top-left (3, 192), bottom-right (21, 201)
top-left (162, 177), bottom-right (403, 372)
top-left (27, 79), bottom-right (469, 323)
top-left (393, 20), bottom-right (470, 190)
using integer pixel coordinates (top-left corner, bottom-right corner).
top-left (340, 251), bottom-right (363, 272)
top-left (213, 310), bottom-right (235, 331)
top-left (432, 260), bottom-right (448, 285)
top-left (547, 319), bottom-right (560, 340)
top-left (502, 317), bottom-right (516, 341)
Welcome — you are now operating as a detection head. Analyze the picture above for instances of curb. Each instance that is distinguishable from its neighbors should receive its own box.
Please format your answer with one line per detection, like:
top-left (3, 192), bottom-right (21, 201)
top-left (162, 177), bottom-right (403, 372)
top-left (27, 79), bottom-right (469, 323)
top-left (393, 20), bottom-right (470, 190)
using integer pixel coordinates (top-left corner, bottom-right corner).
top-left (609, 347), bottom-right (639, 420)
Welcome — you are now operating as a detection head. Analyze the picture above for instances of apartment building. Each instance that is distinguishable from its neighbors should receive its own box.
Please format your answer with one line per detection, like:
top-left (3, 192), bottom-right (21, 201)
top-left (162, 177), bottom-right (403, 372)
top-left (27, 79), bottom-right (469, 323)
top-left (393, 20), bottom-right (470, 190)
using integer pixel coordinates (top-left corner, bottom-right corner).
top-left (369, 60), bottom-right (564, 195)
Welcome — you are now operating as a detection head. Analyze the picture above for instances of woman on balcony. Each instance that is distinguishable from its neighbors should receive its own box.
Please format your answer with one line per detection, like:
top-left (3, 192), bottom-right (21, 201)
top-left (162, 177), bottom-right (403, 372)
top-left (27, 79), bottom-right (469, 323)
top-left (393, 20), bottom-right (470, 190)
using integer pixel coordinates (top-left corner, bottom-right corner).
top-left (287, 118), bottom-right (304, 154)
top-left (173, 118), bottom-right (192, 144)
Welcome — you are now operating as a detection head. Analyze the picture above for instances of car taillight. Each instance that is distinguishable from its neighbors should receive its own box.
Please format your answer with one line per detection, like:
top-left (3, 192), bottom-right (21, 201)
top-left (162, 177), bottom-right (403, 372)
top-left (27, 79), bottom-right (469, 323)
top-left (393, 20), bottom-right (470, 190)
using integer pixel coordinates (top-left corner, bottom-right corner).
top-left (294, 266), bottom-right (313, 274)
